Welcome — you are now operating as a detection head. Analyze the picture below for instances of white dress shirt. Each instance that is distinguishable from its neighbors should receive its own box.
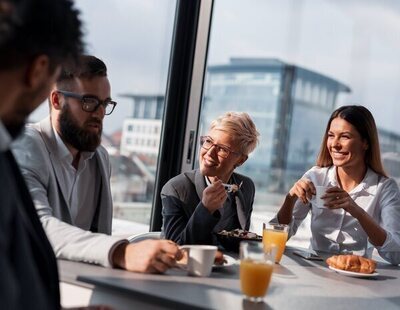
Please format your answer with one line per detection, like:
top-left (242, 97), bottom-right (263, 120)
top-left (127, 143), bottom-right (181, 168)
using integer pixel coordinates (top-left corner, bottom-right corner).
top-left (275, 165), bottom-right (400, 265)
top-left (53, 129), bottom-right (100, 230)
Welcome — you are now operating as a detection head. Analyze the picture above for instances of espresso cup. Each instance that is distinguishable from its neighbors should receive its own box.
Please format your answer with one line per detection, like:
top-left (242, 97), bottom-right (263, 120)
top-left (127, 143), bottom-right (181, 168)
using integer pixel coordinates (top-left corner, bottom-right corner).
top-left (180, 245), bottom-right (217, 277)
top-left (315, 185), bottom-right (330, 208)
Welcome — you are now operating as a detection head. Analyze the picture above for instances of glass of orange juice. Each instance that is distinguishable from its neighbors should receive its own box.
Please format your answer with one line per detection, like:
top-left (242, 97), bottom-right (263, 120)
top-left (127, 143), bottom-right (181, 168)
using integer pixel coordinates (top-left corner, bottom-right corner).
top-left (263, 223), bottom-right (288, 263)
top-left (239, 241), bottom-right (275, 302)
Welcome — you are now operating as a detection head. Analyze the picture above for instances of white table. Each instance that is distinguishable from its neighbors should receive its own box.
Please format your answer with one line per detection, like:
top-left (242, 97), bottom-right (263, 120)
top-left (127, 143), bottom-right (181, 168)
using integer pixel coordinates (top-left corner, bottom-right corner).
top-left (59, 246), bottom-right (400, 309)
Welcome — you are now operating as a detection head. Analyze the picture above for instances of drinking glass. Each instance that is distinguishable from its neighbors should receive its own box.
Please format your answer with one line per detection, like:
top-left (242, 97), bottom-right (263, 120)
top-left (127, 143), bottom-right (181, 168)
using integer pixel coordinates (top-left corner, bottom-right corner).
top-left (263, 223), bottom-right (288, 263)
top-left (240, 241), bottom-right (275, 302)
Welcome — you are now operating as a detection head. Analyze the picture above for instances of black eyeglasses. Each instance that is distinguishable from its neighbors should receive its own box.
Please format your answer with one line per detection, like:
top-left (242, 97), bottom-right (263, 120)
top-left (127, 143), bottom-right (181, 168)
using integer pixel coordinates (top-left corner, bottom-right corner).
top-left (199, 136), bottom-right (241, 158)
top-left (57, 90), bottom-right (117, 115)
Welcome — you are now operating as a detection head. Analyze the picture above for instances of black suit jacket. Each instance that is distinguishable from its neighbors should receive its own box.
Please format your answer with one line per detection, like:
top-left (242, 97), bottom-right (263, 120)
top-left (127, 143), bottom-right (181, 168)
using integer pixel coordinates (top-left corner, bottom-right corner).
top-left (161, 169), bottom-right (254, 245)
top-left (0, 151), bottom-right (60, 310)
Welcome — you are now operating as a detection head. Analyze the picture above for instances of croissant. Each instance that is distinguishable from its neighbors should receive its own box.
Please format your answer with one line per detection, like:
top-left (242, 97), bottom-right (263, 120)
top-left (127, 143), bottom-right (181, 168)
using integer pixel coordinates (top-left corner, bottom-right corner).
top-left (326, 255), bottom-right (376, 274)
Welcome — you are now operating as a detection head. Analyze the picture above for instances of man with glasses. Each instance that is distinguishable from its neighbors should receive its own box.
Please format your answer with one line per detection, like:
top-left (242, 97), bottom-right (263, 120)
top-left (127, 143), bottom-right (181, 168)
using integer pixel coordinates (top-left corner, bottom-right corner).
top-left (161, 112), bottom-right (259, 247)
top-left (12, 55), bottom-right (181, 273)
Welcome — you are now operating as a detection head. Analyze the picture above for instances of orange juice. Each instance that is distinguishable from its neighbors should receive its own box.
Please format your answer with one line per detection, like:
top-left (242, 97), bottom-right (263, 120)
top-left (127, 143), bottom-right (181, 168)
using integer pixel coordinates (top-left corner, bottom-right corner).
top-left (240, 259), bottom-right (273, 298)
top-left (263, 228), bottom-right (288, 263)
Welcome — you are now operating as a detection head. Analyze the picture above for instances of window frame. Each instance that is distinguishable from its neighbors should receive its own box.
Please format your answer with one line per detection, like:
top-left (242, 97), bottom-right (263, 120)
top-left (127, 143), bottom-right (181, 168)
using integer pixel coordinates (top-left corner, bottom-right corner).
top-left (150, 0), bottom-right (213, 231)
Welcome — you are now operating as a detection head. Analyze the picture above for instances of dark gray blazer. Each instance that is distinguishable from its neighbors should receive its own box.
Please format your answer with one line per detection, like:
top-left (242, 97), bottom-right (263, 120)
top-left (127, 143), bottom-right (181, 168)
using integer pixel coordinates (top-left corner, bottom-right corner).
top-left (0, 151), bottom-right (60, 310)
top-left (161, 169), bottom-right (254, 245)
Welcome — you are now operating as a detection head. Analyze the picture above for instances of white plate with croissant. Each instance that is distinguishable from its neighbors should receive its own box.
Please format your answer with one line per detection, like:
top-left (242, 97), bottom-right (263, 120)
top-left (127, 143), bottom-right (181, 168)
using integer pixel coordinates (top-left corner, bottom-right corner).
top-left (328, 266), bottom-right (379, 277)
top-left (326, 254), bottom-right (379, 277)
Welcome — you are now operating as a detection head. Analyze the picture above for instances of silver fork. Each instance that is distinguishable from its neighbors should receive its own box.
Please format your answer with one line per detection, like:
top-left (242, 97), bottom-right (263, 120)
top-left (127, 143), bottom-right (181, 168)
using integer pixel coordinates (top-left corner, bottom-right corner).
top-left (223, 181), bottom-right (243, 193)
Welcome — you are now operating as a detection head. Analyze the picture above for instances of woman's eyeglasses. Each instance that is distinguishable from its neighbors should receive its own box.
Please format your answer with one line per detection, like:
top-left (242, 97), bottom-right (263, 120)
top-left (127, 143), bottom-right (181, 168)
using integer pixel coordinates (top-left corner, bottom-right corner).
top-left (199, 136), bottom-right (241, 158)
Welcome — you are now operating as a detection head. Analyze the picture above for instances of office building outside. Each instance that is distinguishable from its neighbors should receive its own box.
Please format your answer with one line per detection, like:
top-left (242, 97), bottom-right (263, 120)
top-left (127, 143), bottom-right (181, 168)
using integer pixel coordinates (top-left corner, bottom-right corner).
top-left (199, 58), bottom-right (351, 194)
top-left (119, 58), bottom-right (400, 201)
top-left (120, 94), bottom-right (164, 171)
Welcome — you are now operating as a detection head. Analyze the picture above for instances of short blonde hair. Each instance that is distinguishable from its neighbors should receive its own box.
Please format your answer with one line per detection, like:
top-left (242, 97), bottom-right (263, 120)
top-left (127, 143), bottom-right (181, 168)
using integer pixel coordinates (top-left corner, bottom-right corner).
top-left (210, 111), bottom-right (259, 155)
top-left (316, 105), bottom-right (387, 177)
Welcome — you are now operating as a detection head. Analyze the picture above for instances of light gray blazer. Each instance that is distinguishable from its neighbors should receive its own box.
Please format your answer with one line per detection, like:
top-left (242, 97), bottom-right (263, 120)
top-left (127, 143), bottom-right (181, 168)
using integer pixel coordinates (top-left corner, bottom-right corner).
top-left (12, 116), bottom-right (122, 267)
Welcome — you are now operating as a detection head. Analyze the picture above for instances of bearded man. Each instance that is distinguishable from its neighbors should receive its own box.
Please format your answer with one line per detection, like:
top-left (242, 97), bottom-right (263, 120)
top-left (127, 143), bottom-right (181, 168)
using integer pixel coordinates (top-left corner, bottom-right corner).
top-left (12, 55), bottom-right (181, 273)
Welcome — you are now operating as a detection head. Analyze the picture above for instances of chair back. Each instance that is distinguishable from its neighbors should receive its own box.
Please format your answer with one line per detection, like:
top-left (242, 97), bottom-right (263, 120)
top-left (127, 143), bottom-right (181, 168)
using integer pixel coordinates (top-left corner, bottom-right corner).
top-left (128, 231), bottom-right (162, 243)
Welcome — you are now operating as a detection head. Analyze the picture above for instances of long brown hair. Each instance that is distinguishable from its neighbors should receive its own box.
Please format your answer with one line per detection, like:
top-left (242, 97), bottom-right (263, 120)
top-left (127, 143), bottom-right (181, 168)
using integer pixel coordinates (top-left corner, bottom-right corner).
top-left (316, 105), bottom-right (387, 177)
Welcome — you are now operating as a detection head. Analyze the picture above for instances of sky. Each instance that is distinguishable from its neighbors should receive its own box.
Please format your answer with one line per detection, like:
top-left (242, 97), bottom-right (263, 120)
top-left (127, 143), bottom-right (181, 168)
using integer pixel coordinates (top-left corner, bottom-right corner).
top-left (30, 0), bottom-right (400, 135)
top-left (30, 0), bottom-right (176, 134)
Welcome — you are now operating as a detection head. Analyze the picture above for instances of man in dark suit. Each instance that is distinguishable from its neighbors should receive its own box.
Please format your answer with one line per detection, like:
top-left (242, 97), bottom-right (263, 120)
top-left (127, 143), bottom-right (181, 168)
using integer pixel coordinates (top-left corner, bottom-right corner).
top-left (0, 0), bottom-right (84, 308)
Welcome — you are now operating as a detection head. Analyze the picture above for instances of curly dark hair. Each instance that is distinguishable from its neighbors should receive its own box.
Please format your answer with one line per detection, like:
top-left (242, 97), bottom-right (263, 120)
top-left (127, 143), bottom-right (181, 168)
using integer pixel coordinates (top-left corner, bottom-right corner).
top-left (0, 0), bottom-right (84, 70)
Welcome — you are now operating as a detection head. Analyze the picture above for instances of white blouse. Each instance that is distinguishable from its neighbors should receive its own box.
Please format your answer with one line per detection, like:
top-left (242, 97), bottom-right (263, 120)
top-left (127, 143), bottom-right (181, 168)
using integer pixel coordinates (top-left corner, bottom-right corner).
top-left (278, 166), bottom-right (400, 265)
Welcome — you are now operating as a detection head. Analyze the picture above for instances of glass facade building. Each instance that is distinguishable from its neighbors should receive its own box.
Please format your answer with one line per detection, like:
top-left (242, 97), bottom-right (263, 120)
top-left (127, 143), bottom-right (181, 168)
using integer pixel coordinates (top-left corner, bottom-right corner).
top-left (199, 58), bottom-right (350, 195)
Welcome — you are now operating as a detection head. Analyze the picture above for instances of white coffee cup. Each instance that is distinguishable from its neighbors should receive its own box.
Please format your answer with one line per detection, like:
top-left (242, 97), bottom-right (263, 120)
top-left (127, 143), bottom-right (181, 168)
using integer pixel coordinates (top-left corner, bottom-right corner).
top-left (314, 185), bottom-right (330, 208)
top-left (180, 245), bottom-right (217, 277)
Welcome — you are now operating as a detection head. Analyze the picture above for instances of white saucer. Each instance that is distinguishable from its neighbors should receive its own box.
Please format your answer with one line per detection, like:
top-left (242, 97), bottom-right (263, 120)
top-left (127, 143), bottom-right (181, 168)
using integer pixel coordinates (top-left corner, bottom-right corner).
top-left (213, 254), bottom-right (237, 268)
top-left (329, 266), bottom-right (379, 278)
top-left (176, 254), bottom-right (237, 271)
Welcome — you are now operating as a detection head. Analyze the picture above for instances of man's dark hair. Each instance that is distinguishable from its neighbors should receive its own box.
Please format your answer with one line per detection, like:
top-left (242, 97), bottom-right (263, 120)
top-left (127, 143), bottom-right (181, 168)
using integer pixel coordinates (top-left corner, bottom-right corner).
top-left (0, 0), bottom-right (84, 70)
top-left (78, 55), bottom-right (107, 79)
top-left (56, 55), bottom-right (107, 89)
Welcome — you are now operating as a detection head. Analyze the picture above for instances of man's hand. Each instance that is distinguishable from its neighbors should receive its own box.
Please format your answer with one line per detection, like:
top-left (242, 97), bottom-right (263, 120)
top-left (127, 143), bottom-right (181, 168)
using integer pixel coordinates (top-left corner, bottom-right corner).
top-left (112, 239), bottom-right (182, 273)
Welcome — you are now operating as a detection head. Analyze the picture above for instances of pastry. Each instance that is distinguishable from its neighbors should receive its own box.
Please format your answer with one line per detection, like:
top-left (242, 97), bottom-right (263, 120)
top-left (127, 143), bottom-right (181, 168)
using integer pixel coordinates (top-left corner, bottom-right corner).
top-left (214, 250), bottom-right (227, 266)
top-left (326, 254), bottom-right (376, 274)
top-left (218, 229), bottom-right (261, 240)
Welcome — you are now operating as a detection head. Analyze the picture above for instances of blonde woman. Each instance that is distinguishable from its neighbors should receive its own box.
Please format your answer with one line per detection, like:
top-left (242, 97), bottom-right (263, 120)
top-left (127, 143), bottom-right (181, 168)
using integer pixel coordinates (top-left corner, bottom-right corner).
top-left (161, 112), bottom-right (259, 246)
top-left (274, 105), bottom-right (400, 265)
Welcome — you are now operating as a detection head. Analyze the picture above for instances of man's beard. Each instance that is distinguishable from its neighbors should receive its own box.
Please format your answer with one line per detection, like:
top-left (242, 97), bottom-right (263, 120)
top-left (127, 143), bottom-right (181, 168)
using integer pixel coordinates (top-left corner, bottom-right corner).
top-left (59, 104), bottom-right (102, 152)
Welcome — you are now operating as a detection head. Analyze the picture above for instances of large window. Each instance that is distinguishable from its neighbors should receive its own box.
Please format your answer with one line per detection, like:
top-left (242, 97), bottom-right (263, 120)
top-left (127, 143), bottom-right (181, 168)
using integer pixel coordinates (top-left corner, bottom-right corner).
top-left (196, 0), bottom-right (400, 246)
top-left (29, 0), bottom-right (177, 234)
top-left (27, 0), bottom-right (400, 242)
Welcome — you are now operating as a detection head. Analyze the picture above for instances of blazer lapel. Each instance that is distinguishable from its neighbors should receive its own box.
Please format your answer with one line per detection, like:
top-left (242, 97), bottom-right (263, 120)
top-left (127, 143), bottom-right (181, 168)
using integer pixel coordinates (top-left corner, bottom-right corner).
top-left (39, 117), bottom-right (72, 222)
top-left (194, 169), bottom-right (207, 200)
top-left (231, 174), bottom-right (247, 229)
top-left (235, 191), bottom-right (247, 230)
top-left (90, 150), bottom-right (113, 233)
